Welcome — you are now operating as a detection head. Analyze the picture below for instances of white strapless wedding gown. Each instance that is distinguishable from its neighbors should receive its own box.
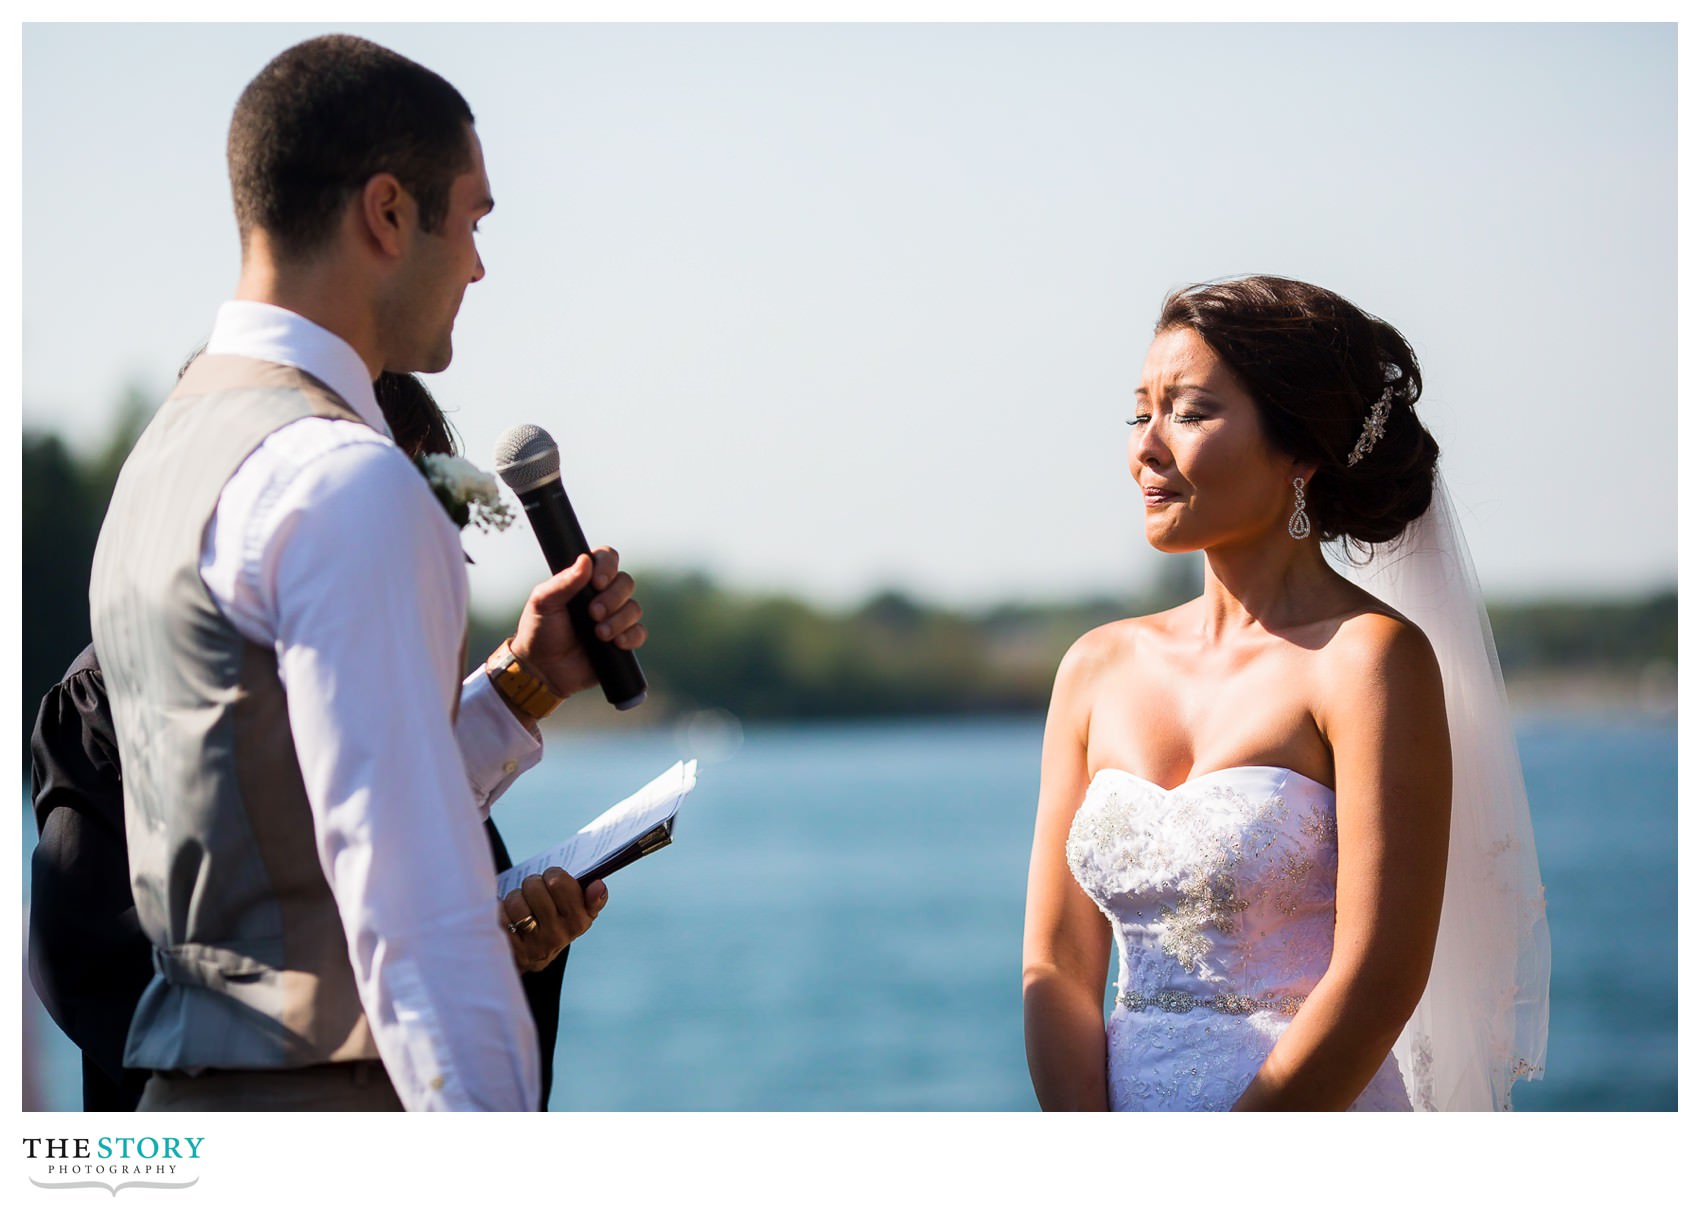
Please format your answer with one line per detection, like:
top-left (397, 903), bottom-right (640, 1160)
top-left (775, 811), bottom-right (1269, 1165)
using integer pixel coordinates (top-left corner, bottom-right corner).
top-left (1066, 765), bottom-right (1411, 1111)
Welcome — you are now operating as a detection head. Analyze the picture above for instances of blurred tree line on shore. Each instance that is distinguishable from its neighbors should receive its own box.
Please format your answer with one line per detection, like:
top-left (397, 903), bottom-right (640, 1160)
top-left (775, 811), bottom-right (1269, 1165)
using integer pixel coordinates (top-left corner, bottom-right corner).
top-left (23, 413), bottom-right (1677, 757)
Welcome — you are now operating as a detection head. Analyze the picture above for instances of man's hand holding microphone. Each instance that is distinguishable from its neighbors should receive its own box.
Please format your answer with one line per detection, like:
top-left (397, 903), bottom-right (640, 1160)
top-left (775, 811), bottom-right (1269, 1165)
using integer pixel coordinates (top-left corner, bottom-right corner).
top-left (485, 424), bottom-right (650, 970)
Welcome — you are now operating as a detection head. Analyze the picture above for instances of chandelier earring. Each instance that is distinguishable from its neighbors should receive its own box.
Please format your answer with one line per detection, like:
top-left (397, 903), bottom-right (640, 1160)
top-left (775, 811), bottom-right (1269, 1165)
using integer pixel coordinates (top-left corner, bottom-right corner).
top-left (1287, 477), bottom-right (1312, 540)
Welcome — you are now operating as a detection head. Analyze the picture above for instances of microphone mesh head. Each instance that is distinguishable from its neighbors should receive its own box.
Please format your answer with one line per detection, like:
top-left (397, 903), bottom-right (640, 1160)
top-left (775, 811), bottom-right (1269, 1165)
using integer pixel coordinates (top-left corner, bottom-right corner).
top-left (492, 424), bottom-right (561, 493)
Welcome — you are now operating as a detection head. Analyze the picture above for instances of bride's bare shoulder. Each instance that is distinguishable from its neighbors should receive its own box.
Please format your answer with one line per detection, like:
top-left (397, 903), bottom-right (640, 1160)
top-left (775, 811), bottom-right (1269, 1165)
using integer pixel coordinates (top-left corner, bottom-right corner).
top-left (1316, 594), bottom-right (1441, 689)
top-left (1054, 604), bottom-right (1188, 687)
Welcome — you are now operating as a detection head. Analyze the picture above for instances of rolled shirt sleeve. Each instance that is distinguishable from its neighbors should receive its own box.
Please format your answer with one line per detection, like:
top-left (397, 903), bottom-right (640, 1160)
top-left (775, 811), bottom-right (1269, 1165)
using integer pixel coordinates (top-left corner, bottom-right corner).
top-left (457, 671), bottom-right (543, 815)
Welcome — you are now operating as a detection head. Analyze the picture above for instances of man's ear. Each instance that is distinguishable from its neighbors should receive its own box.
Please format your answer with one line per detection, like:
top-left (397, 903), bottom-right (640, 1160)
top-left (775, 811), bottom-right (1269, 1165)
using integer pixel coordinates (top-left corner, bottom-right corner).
top-left (358, 173), bottom-right (412, 258)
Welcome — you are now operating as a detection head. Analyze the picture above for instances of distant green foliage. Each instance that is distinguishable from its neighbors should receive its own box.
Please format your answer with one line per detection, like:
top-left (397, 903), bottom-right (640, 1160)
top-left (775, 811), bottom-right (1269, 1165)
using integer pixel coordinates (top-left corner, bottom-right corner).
top-left (1487, 591), bottom-right (1678, 673)
top-left (22, 391), bottom-right (154, 757)
top-left (20, 392), bottom-right (1680, 754)
top-left (23, 432), bottom-right (104, 722)
top-left (501, 566), bottom-right (1678, 722)
top-left (593, 575), bottom-right (1077, 718)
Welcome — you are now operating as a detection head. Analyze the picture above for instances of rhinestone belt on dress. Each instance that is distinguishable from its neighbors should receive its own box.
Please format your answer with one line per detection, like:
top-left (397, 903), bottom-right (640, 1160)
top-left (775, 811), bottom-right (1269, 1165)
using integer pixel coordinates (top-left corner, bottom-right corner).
top-left (1115, 989), bottom-right (1307, 1016)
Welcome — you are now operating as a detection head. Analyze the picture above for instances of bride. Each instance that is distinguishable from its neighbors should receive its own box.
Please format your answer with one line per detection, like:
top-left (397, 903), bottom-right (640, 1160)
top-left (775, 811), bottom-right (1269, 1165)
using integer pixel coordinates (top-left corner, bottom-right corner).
top-left (1021, 276), bottom-right (1549, 1111)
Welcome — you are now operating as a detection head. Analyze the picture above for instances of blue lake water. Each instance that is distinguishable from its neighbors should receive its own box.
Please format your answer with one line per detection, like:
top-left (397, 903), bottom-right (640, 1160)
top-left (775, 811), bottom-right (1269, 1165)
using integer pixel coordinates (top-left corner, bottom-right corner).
top-left (19, 712), bottom-right (1676, 1111)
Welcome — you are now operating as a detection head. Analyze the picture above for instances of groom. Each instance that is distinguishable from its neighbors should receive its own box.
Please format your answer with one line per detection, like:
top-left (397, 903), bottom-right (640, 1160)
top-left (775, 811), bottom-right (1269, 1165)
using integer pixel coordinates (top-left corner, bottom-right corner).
top-left (87, 35), bottom-right (643, 1110)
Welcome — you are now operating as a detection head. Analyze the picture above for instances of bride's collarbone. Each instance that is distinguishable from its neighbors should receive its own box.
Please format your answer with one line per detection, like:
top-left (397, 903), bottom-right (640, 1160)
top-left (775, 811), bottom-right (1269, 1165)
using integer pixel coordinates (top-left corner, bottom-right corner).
top-left (1087, 672), bottom-right (1333, 793)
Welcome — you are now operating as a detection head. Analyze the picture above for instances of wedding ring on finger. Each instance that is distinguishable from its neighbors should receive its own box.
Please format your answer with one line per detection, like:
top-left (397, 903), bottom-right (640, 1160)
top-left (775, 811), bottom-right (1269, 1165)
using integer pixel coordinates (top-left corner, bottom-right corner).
top-left (507, 913), bottom-right (539, 937)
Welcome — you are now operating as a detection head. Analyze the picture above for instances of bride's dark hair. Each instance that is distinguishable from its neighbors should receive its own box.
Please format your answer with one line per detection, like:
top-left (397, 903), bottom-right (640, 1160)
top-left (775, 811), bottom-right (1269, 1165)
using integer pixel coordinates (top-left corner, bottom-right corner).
top-left (1156, 275), bottom-right (1439, 545)
top-left (374, 370), bottom-right (460, 459)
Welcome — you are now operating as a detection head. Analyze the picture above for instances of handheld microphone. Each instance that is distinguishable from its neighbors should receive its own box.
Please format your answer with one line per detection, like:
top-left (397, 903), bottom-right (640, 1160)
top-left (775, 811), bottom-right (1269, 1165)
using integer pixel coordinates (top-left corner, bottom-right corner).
top-left (493, 424), bottom-right (647, 711)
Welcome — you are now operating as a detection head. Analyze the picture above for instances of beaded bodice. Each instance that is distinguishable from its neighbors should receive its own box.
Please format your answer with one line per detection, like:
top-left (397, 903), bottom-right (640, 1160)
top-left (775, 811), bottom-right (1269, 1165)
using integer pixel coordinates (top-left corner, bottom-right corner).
top-left (1067, 766), bottom-right (1340, 1010)
top-left (1066, 764), bottom-right (1410, 1110)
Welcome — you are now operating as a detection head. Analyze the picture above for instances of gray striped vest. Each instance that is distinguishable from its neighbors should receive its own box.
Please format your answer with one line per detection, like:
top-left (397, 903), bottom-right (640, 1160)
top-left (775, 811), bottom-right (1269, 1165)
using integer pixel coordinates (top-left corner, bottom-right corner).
top-left (89, 353), bottom-right (384, 1072)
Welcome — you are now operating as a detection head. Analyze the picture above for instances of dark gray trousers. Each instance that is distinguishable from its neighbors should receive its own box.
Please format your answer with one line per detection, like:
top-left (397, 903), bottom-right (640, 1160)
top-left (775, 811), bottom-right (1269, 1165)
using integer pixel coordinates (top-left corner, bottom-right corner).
top-left (137, 1060), bottom-right (403, 1111)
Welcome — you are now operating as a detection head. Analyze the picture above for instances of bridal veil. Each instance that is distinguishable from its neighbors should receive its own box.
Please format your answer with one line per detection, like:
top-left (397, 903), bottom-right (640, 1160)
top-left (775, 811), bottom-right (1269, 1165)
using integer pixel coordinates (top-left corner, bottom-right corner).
top-left (1336, 472), bottom-right (1552, 1111)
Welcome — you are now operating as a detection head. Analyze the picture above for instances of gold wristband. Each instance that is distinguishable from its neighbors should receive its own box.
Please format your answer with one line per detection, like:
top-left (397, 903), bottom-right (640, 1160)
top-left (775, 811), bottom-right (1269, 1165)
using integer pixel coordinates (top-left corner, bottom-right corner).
top-left (485, 637), bottom-right (565, 719)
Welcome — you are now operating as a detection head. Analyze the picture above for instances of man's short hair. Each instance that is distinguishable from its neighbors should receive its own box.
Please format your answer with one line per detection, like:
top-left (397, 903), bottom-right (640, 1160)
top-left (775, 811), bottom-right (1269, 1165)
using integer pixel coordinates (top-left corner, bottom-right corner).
top-left (228, 35), bottom-right (475, 262)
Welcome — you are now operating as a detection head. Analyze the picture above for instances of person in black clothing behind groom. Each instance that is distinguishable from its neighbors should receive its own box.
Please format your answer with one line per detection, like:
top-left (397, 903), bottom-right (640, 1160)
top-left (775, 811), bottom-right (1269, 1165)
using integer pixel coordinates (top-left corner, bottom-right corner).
top-left (28, 371), bottom-right (571, 1111)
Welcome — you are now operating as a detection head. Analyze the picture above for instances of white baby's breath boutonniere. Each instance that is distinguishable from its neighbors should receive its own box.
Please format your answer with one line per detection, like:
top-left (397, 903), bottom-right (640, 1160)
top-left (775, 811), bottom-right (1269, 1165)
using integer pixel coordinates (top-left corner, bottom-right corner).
top-left (416, 454), bottom-right (515, 533)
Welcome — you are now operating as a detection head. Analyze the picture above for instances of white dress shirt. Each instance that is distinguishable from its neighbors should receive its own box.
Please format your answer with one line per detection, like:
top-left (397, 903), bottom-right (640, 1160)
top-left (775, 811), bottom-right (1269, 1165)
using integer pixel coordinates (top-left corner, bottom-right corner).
top-left (197, 300), bottom-right (542, 1110)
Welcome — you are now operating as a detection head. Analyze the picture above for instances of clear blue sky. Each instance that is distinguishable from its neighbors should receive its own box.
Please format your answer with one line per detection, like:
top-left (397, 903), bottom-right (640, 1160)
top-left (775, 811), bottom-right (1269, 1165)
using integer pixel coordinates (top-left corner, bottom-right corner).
top-left (21, 22), bottom-right (1676, 610)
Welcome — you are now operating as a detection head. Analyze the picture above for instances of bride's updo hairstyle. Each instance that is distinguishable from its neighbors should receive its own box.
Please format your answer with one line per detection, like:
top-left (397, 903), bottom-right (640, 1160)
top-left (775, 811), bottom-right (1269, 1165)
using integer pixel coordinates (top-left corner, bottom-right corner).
top-left (1157, 275), bottom-right (1440, 546)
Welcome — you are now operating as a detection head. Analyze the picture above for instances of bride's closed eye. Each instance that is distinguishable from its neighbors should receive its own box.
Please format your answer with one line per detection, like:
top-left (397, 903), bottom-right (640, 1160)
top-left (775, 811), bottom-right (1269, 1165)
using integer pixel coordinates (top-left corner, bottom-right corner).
top-left (1126, 413), bottom-right (1207, 426)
